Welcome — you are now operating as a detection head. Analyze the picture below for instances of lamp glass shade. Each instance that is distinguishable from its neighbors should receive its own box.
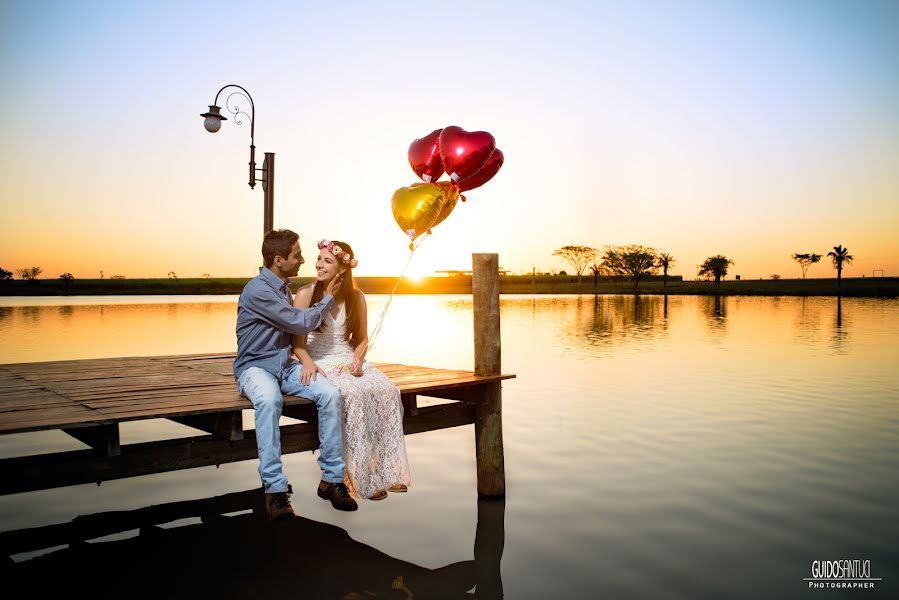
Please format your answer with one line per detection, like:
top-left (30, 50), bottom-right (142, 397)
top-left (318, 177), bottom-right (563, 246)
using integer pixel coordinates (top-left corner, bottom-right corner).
top-left (201, 105), bottom-right (226, 133)
top-left (204, 116), bottom-right (222, 133)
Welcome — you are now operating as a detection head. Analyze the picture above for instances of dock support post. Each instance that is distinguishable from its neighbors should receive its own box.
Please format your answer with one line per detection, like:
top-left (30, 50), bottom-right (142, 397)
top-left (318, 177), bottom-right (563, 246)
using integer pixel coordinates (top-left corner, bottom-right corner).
top-left (401, 393), bottom-right (418, 417)
top-left (63, 424), bottom-right (120, 457)
top-left (170, 411), bottom-right (243, 441)
top-left (472, 253), bottom-right (506, 498)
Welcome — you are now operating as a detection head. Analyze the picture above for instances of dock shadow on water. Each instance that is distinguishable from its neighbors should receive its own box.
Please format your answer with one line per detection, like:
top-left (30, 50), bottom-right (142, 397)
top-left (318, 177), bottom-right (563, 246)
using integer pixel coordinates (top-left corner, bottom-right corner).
top-left (1, 488), bottom-right (505, 599)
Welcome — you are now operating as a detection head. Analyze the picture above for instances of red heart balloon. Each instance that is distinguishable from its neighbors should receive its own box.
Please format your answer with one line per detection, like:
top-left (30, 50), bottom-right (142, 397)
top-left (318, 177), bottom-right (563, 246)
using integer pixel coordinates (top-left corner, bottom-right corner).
top-left (408, 128), bottom-right (444, 183)
top-left (458, 148), bottom-right (503, 192)
top-left (439, 126), bottom-right (496, 183)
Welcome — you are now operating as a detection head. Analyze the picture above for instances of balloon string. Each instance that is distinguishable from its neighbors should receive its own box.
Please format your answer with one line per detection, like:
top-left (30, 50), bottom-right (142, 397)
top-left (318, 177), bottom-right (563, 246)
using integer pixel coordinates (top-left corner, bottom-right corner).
top-left (366, 235), bottom-right (428, 353)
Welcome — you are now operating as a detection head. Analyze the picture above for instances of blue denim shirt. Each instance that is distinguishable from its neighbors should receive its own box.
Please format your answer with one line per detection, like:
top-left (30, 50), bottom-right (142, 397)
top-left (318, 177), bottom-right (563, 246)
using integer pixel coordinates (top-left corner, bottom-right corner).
top-left (233, 267), bottom-right (334, 380)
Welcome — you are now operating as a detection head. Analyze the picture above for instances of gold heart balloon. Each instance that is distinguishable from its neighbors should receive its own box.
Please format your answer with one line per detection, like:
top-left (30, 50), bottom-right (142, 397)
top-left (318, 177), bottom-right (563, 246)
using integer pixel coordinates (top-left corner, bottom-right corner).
top-left (430, 181), bottom-right (461, 229)
top-left (391, 182), bottom-right (450, 244)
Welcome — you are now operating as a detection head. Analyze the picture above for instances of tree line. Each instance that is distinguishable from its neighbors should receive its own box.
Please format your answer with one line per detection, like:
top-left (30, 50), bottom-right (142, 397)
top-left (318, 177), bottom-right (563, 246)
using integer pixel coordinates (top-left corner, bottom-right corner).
top-left (0, 244), bottom-right (859, 289)
top-left (0, 269), bottom-right (208, 282)
top-left (553, 244), bottom-right (856, 288)
top-left (791, 245), bottom-right (853, 285)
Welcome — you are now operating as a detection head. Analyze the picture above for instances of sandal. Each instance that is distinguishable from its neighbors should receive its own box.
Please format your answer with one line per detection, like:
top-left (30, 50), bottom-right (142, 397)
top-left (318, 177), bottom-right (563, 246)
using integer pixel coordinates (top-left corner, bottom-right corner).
top-left (369, 489), bottom-right (388, 501)
top-left (387, 484), bottom-right (408, 493)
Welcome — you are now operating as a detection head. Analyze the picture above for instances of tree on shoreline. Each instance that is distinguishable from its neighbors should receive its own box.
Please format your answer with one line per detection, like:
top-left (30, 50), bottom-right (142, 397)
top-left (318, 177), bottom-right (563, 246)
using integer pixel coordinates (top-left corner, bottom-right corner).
top-left (59, 273), bottom-right (74, 294)
top-left (827, 245), bottom-right (853, 288)
top-left (698, 255), bottom-right (733, 286)
top-left (0, 268), bottom-right (11, 281)
top-left (657, 253), bottom-right (675, 288)
top-left (791, 253), bottom-right (822, 279)
top-left (552, 246), bottom-right (597, 283)
top-left (16, 267), bottom-right (42, 281)
top-left (601, 245), bottom-right (659, 289)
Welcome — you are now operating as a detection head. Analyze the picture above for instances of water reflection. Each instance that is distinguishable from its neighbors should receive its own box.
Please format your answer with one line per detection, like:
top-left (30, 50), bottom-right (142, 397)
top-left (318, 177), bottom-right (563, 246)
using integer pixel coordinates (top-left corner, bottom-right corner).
top-left (1, 295), bottom-right (898, 599)
top-left (700, 295), bottom-right (728, 338)
top-left (5, 488), bottom-right (505, 599)
top-left (831, 296), bottom-right (849, 354)
top-left (0, 302), bottom-right (240, 363)
top-left (20, 306), bottom-right (40, 323)
top-left (778, 297), bottom-right (854, 354)
top-left (793, 297), bottom-right (821, 345)
top-left (563, 295), bottom-right (669, 354)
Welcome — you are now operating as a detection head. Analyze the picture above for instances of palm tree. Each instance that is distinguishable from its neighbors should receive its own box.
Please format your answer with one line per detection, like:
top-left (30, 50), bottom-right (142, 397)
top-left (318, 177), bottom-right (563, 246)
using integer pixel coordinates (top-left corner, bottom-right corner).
top-left (697, 255), bottom-right (734, 286)
top-left (657, 253), bottom-right (675, 288)
top-left (827, 245), bottom-right (853, 288)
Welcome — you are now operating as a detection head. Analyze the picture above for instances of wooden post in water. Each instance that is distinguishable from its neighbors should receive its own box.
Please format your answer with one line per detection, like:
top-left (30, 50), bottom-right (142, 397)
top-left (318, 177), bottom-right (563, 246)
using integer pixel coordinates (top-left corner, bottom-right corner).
top-left (472, 253), bottom-right (505, 497)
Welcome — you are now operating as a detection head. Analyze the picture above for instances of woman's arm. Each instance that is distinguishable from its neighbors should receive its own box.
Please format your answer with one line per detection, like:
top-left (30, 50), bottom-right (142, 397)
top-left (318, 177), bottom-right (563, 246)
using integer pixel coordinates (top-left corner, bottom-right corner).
top-left (290, 284), bottom-right (314, 352)
top-left (350, 290), bottom-right (368, 376)
top-left (292, 285), bottom-right (326, 384)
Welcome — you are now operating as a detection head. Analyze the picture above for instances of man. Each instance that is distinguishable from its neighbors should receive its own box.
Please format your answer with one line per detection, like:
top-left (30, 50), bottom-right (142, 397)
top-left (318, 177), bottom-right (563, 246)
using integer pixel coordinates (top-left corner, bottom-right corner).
top-left (234, 229), bottom-right (358, 519)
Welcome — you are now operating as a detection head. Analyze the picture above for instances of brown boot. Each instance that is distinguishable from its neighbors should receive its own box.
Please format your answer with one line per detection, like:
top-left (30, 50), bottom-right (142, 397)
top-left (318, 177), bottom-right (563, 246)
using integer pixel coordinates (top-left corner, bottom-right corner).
top-left (264, 484), bottom-right (295, 520)
top-left (317, 481), bottom-right (358, 511)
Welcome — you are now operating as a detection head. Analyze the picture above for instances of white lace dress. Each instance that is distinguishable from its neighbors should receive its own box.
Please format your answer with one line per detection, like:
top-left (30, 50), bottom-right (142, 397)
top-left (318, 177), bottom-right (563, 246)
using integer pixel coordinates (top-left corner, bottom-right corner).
top-left (306, 303), bottom-right (411, 498)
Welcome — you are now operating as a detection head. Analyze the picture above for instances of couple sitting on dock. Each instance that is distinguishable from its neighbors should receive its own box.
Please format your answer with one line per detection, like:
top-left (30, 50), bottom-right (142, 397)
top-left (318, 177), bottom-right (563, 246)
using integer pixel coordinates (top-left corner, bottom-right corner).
top-left (233, 229), bottom-right (411, 520)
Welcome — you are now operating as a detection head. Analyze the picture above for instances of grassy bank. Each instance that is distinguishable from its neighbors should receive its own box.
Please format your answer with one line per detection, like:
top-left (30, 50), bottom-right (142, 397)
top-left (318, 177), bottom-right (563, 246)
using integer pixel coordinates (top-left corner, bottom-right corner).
top-left (2, 275), bottom-right (896, 297)
top-left (494, 275), bottom-right (899, 297)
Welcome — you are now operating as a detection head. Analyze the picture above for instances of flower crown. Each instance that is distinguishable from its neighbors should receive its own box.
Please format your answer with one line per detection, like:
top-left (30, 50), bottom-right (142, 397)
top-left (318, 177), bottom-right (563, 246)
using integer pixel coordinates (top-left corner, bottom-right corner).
top-left (318, 239), bottom-right (358, 268)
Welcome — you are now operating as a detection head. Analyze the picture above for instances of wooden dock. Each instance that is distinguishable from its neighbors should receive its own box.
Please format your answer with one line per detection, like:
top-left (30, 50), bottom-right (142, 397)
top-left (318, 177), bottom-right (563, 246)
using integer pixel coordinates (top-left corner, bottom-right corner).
top-left (0, 254), bottom-right (513, 498)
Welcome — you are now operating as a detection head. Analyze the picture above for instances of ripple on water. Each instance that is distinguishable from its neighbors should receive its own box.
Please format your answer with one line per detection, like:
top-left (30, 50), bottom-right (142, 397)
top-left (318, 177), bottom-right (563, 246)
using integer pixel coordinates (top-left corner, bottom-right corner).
top-left (1, 295), bottom-right (898, 598)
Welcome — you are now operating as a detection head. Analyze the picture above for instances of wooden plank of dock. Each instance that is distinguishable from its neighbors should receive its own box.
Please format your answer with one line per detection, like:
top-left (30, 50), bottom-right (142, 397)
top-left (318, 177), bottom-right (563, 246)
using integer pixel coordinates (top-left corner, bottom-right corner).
top-left (0, 355), bottom-right (513, 435)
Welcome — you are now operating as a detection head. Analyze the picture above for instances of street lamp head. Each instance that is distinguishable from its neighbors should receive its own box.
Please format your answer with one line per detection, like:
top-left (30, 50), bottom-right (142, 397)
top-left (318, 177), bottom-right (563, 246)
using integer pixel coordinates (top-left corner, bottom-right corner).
top-left (200, 105), bottom-right (227, 133)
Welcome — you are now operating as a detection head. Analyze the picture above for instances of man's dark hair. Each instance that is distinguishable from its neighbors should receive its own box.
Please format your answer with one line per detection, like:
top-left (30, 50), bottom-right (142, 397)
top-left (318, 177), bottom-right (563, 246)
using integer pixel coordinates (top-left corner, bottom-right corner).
top-left (262, 229), bottom-right (299, 268)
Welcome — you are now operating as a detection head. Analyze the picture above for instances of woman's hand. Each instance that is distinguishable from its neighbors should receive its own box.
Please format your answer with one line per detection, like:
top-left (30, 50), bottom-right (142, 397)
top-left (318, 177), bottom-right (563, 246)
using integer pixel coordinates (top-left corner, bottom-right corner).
top-left (349, 358), bottom-right (364, 377)
top-left (301, 362), bottom-right (326, 386)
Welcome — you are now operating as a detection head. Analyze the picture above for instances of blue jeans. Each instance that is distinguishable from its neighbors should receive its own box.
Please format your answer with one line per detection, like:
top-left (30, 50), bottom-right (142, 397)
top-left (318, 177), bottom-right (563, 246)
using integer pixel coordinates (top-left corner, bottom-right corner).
top-left (237, 363), bottom-right (345, 493)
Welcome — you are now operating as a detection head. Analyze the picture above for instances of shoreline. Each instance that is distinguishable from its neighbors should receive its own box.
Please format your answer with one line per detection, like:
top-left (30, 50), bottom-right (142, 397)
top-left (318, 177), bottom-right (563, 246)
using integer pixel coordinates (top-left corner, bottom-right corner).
top-left (1, 276), bottom-right (897, 298)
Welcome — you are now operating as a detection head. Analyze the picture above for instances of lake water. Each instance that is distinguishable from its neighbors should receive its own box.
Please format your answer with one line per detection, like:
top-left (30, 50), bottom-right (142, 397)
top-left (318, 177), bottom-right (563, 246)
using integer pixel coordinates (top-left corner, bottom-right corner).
top-left (1, 294), bottom-right (897, 598)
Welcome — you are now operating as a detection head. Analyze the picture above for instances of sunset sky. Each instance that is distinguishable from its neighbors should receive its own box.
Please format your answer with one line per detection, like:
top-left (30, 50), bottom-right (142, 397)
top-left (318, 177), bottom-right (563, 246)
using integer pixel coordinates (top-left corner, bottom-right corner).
top-left (2, 0), bottom-right (897, 280)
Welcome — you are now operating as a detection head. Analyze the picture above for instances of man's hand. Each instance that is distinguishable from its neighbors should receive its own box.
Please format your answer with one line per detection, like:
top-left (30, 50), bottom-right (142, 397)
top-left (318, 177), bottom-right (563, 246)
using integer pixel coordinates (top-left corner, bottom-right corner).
top-left (301, 362), bottom-right (327, 386)
top-left (325, 273), bottom-right (343, 296)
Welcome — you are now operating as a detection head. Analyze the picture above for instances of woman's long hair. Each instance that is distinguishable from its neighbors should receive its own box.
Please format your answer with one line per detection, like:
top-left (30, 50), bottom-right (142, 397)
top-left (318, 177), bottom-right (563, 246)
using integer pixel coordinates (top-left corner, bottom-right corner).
top-left (311, 240), bottom-right (363, 349)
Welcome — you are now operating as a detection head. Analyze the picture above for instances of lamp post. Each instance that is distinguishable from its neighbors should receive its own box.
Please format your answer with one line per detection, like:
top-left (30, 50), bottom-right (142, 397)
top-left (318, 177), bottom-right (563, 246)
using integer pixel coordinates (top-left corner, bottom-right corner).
top-left (200, 84), bottom-right (275, 237)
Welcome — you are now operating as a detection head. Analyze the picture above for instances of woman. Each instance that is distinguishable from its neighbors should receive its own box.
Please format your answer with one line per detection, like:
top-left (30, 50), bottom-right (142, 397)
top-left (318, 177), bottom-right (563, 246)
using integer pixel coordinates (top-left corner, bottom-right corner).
top-left (292, 239), bottom-right (411, 500)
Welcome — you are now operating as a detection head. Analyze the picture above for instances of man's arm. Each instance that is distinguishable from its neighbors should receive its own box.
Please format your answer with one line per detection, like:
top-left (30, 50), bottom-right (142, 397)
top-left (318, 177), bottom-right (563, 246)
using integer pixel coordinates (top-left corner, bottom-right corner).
top-left (244, 284), bottom-right (334, 335)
